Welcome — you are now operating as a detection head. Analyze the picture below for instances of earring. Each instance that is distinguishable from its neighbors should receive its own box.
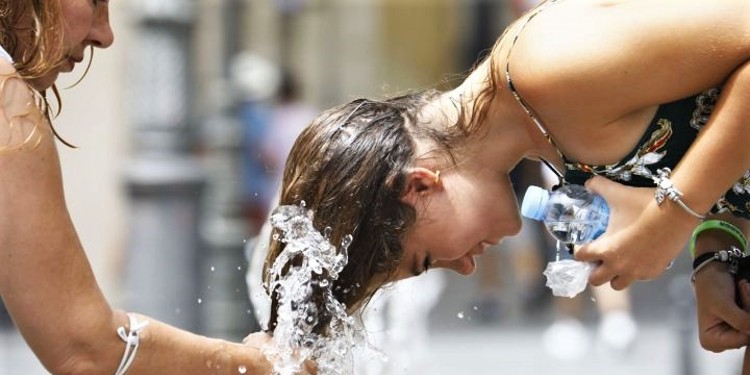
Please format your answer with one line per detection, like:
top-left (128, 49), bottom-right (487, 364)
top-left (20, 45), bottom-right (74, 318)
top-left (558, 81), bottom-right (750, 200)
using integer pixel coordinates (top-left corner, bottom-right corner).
top-left (434, 170), bottom-right (441, 184)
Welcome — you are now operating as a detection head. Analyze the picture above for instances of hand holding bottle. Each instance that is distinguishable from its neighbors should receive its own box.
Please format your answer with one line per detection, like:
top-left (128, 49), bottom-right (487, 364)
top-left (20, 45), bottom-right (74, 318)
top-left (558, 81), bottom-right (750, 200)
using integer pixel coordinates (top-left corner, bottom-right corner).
top-left (522, 184), bottom-right (608, 297)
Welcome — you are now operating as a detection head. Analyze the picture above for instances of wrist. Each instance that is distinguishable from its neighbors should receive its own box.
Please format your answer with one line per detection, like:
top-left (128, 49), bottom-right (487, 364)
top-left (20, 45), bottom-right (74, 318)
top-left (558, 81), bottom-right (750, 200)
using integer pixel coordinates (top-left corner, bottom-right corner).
top-left (652, 168), bottom-right (708, 220)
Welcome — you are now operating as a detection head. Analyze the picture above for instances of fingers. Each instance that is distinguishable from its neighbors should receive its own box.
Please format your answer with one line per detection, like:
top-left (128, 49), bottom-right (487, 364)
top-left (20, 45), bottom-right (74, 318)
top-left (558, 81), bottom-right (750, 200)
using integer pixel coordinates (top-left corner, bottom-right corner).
top-left (740, 280), bottom-right (750, 310)
top-left (574, 243), bottom-right (599, 263)
top-left (242, 332), bottom-right (273, 348)
top-left (701, 324), bottom-right (750, 352)
top-left (721, 283), bottom-right (750, 334)
top-left (701, 332), bottom-right (750, 352)
top-left (699, 280), bottom-right (750, 352)
top-left (586, 263), bottom-right (633, 289)
top-left (587, 262), bottom-right (611, 286)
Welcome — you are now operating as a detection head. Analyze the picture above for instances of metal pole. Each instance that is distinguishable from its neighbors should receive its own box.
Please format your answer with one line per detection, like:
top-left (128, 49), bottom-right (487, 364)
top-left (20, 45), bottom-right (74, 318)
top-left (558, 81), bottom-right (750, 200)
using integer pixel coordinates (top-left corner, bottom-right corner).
top-left (197, 0), bottom-right (258, 341)
top-left (123, 0), bottom-right (206, 332)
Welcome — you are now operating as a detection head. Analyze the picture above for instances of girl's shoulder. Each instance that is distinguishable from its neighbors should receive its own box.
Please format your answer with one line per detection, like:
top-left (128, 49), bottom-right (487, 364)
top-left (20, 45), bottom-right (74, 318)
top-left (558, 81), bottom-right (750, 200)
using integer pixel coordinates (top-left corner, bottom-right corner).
top-left (507, 0), bottom-right (748, 124)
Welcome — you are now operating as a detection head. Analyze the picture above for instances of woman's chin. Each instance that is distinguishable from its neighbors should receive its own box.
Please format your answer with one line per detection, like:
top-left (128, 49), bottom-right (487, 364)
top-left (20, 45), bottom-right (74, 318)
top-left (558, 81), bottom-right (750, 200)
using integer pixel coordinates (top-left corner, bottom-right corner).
top-left (29, 71), bottom-right (59, 91)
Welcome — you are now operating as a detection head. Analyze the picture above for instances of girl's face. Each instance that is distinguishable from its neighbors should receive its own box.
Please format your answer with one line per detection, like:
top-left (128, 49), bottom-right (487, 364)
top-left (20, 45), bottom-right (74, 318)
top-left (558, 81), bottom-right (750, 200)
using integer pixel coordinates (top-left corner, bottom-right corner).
top-left (31, 0), bottom-right (114, 90)
top-left (396, 164), bottom-right (523, 279)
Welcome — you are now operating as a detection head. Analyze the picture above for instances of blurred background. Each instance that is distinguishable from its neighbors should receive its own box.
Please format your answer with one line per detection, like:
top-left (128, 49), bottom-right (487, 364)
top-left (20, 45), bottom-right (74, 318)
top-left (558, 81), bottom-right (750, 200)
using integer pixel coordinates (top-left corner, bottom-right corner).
top-left (0, 0), bottom-right (746, 374)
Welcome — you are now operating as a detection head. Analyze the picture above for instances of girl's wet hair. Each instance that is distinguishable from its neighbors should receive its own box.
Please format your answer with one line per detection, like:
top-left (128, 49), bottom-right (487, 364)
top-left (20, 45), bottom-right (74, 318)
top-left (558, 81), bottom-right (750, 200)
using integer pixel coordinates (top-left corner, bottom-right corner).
top-left (264, 91), bottom-right (453, 332)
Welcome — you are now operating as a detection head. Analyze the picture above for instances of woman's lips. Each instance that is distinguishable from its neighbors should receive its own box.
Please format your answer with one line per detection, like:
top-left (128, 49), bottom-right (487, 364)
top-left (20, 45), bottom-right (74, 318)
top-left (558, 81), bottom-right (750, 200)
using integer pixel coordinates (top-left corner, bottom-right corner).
top-left (62, 56), bottom-right (83, 72)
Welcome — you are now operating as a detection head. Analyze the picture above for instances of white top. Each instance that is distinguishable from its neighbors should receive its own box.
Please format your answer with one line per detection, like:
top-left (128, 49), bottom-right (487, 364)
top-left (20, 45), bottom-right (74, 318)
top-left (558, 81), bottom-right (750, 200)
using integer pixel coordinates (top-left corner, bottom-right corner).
top-left (0, 44), bottom-right (13, 63)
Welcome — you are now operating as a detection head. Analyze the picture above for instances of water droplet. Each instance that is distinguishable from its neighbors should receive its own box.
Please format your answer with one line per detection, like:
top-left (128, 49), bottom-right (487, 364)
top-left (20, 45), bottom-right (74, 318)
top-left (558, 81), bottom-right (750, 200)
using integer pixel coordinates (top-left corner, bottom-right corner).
top-left (472, 305), bottom-right (478, 311)
top-left (197, 298), bottom-right (203, 304)
top-left (457, 311), bottom-right (465, 319)
top-left (210, 266), bottom-right (215, 272)
top-left (341, 234), bottom-right (353, 249)
top-left (238, 365), bottom-right (247, 374)
top-left (319, 279), bottom-right (330, 288)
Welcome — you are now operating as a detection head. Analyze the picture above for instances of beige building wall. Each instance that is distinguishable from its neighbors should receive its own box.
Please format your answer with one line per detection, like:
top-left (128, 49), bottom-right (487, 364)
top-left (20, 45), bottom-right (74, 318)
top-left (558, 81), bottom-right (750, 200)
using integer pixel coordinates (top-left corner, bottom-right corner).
top-left (243, 0), bottom-right (470, 107)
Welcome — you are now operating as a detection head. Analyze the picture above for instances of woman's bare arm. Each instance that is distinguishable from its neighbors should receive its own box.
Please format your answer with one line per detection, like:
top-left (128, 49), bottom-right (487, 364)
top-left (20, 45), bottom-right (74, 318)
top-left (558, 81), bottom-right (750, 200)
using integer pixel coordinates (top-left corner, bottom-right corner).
top-left (0, 65), bottom-right (270, 374)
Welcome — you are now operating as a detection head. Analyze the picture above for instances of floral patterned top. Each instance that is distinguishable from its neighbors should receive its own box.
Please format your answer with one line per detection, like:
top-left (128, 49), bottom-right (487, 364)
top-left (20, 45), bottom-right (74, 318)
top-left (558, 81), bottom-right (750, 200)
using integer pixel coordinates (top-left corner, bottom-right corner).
top-left (561, 89), bottom-right (750, 219)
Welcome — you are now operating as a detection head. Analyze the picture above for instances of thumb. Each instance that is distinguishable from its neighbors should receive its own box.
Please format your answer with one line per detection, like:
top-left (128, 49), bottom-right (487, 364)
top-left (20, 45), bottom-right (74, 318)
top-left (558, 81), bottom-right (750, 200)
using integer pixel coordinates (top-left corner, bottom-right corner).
top-left (584, 175), bottom-right (616, 197)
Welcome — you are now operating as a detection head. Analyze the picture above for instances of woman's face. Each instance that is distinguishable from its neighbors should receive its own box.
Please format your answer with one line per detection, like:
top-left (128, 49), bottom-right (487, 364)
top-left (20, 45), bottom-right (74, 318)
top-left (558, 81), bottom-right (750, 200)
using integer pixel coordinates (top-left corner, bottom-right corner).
top-left (31, 0), bottom-right (114, 90)
top-left (396, 165), bottom-right (523, 279)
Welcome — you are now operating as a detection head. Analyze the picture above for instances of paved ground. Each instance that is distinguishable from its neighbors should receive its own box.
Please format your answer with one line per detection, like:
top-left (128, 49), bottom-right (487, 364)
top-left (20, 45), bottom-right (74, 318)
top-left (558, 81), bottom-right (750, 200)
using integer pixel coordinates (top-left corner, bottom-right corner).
top-left (2, 250), bottom-right (746, 374)
top-left (3, 322), bottom-right (745, 375)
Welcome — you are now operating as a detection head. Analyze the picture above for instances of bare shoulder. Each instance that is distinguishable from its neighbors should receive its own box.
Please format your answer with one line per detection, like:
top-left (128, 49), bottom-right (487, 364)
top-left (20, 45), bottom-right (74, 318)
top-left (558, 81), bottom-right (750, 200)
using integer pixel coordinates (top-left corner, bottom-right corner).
top-left (510, 0), bottom-right (749, 119)
top-left (0, 68), bottom-right (50, 151)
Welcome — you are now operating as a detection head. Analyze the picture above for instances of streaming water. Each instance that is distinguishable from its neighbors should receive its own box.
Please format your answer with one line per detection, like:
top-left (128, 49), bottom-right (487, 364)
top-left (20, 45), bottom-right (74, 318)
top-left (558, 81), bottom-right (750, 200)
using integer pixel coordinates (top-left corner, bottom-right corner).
top-left (262, 203), bottom-right (358, 375)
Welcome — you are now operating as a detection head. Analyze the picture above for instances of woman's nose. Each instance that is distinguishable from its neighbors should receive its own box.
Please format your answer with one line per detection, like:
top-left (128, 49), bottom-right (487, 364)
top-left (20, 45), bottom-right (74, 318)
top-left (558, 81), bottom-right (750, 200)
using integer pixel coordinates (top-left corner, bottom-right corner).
top-left (90, 9), bottom-right (114, 49)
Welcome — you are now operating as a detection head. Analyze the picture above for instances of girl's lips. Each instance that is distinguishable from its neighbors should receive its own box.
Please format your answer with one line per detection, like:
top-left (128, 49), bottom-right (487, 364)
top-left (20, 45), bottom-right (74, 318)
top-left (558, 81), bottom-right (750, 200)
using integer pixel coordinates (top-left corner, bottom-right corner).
top-left (470, 241), bottom-right (494, 256)
top-left (480, 240), bottom-right (499, 249)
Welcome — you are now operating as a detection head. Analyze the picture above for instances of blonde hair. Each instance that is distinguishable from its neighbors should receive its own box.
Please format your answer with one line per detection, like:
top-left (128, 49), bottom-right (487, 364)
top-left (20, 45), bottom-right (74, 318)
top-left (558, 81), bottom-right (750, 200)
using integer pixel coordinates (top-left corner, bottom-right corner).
top-left (0, 0), bottom-right (65, 80)
top-left (0, 0), bottom-right (73, 148)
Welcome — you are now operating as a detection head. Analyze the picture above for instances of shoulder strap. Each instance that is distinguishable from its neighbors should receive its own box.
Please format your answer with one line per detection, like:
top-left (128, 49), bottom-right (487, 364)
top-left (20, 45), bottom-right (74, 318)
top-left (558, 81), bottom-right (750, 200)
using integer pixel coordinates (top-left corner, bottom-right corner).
top-left (504, 0), bottom-right (566, 184)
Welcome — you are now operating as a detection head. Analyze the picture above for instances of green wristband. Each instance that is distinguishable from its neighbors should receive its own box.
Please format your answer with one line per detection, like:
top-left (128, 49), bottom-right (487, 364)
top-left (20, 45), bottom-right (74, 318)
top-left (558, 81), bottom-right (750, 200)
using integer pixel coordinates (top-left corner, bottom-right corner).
top-left (689, 220), bottom-right (748, 258)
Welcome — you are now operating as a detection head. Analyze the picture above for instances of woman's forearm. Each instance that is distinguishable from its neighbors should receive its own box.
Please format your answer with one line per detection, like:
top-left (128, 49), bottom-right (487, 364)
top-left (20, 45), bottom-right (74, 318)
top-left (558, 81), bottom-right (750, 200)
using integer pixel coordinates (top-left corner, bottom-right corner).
top-left (669, 60), bottom-right (750, 216)
top-left (127, 315), bottom-right (271, 375)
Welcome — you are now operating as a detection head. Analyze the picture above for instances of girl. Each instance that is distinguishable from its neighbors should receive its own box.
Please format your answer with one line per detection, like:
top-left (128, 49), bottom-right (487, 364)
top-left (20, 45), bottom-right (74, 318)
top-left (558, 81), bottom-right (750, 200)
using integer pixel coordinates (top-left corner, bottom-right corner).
top-left (265, 0), bottom-right (750, 355)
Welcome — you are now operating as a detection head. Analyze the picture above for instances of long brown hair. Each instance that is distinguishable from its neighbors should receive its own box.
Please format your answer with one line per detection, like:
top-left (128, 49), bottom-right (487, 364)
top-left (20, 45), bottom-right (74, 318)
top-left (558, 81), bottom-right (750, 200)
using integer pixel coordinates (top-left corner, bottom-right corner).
top-left (264, 91), bottom-right (465, 332)
top-left (262, 5), bottom-right (538, 333)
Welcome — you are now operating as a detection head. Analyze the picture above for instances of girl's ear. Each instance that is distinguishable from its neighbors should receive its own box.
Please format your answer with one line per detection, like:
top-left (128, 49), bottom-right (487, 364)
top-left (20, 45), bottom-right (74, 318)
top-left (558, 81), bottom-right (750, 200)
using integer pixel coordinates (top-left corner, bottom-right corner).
top-left (400, 167), bottom-right (442, 206)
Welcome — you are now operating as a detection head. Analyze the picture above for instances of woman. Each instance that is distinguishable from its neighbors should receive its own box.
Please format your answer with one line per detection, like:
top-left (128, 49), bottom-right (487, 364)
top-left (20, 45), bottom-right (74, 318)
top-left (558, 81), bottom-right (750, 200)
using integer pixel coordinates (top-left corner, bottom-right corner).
top-left (0, 1), bottom-right (273, 374)
top-left (264, 0), bottom-right (750, 354)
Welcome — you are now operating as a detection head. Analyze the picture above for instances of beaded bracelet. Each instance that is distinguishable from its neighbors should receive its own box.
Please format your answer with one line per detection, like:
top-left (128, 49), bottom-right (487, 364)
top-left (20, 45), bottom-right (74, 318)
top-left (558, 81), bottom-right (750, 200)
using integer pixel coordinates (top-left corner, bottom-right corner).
top-left (690, 246), bottom-right (745, 283)
top-left (689, 220), bottom-right (749, 258)
top-left (652, 168), bottom-right (707, 220)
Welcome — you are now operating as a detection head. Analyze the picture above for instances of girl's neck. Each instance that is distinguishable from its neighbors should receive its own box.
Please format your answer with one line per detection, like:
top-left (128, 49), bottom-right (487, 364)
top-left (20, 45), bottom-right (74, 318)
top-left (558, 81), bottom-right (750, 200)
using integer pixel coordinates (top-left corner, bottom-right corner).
top-left (444, 65), bottom-right (564, 173)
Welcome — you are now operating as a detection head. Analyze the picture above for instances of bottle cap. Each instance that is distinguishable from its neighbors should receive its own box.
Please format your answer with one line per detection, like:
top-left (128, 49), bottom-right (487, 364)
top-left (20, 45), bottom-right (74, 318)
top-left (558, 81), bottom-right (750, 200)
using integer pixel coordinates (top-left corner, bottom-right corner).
top-left (521, 185), bottom-right (550, 221)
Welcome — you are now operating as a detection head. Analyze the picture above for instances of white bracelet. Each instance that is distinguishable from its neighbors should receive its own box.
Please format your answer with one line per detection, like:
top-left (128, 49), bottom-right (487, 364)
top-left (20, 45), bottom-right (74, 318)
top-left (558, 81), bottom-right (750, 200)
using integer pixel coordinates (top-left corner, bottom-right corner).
top-left (114, 313), bottom-right (149, 375)
top-left (652, 167), bottom-right (706, 220)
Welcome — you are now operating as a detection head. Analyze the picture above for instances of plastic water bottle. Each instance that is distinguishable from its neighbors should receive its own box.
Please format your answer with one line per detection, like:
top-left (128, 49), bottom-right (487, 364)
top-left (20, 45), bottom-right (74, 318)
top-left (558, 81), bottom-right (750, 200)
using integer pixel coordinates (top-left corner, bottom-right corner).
top-left (521, 184), bottom-right (609, 245)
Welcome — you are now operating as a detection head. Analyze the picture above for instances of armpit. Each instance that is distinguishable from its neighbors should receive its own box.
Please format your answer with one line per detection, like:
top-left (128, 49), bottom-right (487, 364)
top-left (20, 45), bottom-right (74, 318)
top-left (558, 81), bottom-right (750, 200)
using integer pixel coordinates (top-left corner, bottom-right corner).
top-left (0, 74), bottom-right (49, 151)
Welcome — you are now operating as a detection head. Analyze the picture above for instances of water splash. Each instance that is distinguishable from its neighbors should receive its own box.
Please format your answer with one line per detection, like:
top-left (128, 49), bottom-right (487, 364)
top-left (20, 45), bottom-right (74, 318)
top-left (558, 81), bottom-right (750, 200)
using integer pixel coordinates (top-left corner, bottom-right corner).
top-left (263, 203), bottom-right (358, 375)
